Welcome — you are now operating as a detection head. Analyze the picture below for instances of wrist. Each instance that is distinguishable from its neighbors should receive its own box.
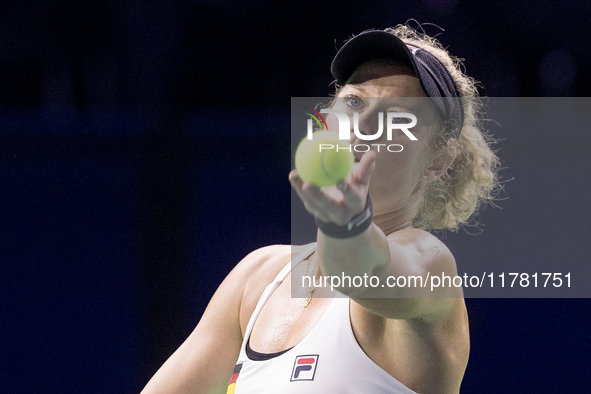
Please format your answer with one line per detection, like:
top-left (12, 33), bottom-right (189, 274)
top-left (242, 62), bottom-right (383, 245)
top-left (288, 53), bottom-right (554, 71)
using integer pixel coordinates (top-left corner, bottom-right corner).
top-left (315, 195), bottom-right (373, 239)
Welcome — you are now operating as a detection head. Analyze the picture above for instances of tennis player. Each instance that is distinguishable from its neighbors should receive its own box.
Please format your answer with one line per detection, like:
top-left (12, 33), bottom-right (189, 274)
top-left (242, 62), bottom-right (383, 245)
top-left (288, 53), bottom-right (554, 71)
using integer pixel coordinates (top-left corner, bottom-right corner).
top-left (141, 25), bottom-right (500, 394)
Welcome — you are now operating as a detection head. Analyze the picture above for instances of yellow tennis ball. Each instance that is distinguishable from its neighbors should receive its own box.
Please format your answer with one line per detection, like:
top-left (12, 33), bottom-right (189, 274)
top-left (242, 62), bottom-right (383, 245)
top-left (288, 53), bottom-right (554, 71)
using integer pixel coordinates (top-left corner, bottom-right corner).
top-left (295, 130), bottom-right (354, 187)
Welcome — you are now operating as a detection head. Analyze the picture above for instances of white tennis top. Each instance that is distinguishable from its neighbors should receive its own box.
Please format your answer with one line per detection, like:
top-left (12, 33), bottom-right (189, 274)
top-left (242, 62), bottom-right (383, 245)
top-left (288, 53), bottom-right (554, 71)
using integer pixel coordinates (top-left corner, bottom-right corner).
top-left (226, 243), bottom-right (418, 394)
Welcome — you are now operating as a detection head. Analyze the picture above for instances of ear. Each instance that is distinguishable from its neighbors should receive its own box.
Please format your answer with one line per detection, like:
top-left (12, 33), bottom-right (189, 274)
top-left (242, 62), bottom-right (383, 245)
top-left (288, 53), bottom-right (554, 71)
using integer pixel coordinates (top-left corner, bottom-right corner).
top-left (424, 151), bottom-right (455, 182)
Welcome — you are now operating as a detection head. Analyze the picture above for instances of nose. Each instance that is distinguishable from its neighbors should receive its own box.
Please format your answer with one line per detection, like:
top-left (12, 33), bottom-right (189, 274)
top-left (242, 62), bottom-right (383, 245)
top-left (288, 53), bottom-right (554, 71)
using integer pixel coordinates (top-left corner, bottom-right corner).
top-left (353, 110), bottom-right (370, 136)
top-left (354, 108), bottom-right (384, 136)
top-left (350, 126), bottom-right (367, 162)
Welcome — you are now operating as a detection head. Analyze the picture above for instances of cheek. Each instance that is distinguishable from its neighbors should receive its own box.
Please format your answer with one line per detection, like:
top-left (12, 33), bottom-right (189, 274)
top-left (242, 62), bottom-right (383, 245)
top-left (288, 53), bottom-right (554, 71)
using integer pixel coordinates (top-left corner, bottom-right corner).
top-left (371, 145), bottom-right (430, 186)
top-left (371, 152), bottom-right (411, 187)
top-left (381, 142), bottom-right (428, 168)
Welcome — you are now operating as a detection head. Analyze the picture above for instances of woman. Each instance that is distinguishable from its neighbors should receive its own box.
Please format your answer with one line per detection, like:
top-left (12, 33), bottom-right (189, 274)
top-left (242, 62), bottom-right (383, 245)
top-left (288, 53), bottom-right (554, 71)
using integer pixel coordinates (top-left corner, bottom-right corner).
top-left (142, 25), bottom-right (499, 394)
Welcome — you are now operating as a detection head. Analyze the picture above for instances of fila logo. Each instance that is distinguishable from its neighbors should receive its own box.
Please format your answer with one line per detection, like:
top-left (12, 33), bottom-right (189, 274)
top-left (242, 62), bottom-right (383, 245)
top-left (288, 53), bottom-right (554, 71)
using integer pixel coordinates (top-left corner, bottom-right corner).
top-left (290, 355), bottom-right (319, 381)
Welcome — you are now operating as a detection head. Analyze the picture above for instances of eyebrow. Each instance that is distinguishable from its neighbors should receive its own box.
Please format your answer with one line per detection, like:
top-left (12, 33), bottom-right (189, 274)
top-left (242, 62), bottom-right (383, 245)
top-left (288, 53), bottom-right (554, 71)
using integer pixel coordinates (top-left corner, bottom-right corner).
top-left (338, 85), bottom-right (364, 95)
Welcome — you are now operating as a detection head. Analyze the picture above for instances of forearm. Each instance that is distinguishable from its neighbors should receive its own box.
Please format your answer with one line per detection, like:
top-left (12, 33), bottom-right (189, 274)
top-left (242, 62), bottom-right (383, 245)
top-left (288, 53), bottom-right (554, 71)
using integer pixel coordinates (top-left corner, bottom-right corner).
top-left (317, 223), bottom-right (451, 298)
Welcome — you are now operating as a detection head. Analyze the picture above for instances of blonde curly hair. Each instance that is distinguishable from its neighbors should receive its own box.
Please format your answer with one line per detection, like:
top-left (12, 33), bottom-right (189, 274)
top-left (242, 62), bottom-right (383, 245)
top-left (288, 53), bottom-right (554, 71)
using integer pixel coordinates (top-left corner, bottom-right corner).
top-left (335, 25), bottom-right (501, 232)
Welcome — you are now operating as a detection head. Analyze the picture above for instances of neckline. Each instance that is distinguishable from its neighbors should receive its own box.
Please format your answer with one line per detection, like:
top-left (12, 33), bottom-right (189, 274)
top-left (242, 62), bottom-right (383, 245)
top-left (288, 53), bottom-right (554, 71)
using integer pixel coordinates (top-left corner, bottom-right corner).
top-left (241, 243), bottom-right (331, 362)
top-left (246, 339), bottom-right (294, 361)
top-left (244, 295), bottom-right (341, 362)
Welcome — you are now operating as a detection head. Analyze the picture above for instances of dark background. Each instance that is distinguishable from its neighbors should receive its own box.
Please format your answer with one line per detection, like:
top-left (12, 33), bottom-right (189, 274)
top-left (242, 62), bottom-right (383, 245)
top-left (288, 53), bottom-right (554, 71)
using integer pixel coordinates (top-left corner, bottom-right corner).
top-left (2, 0), bottom-right (590, 392)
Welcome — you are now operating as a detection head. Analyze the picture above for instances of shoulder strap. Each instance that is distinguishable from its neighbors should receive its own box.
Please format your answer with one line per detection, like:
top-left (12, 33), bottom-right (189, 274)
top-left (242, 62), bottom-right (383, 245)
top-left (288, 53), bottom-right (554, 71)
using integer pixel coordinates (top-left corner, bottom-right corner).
top-left (239, 243), bottom-right (317, 353)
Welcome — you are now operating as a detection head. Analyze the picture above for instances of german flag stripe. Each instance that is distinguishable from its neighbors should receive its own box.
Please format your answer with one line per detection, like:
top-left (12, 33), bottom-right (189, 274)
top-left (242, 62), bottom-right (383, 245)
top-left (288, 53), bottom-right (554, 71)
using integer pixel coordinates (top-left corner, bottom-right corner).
top-left (227, 363), bottom-right (243, 393)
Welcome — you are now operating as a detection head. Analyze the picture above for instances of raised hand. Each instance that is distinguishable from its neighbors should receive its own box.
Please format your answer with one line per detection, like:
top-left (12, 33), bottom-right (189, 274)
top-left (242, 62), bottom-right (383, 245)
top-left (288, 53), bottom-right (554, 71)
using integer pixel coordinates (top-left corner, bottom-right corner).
top-left (289, 150), bottom-right (376, 226)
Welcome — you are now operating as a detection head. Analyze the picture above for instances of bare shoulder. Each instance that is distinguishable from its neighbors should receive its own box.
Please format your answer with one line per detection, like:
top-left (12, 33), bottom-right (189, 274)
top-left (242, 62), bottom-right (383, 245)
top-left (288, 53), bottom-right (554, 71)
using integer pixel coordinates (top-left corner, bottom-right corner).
top-left (383, 228), bottom-right (468, 354)
top-left (352, 228), bottom-right (460, 322)
top-left (399, 228), bottom-right (461, 318)
top-left (387, 227), bottom-right (457, 275)
top-left (350, 230), bottom-right (468, 393)
top-left (141, 243), bottom-right (315, 393)
top-left (235, 243), bottom-right (316, 335)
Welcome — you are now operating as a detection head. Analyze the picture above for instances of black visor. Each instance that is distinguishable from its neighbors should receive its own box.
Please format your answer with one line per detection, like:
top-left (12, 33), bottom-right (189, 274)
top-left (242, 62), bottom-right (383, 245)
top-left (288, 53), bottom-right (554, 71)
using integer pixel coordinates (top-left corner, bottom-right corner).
top-left (331, 30), bottom-right (464, 136)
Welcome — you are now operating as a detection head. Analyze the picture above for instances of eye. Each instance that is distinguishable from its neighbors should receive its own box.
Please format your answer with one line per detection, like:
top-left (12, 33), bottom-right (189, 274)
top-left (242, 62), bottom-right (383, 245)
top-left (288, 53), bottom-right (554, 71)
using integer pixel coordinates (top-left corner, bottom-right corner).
top-left (345, 95), bottom-right (363, 108)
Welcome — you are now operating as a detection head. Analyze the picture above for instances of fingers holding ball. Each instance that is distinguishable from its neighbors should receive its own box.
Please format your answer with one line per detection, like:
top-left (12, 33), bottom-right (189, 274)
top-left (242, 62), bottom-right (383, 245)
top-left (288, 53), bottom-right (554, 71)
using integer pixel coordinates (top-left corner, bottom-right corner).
top-left (295, 131), bottom-right (354, 187)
